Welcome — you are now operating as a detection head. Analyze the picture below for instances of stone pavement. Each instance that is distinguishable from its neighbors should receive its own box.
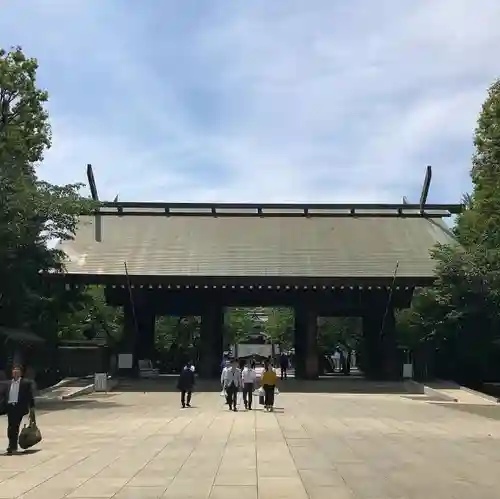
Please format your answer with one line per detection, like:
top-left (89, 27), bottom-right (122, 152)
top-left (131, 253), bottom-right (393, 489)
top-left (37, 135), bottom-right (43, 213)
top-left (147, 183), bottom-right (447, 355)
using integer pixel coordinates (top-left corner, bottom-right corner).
top-left (1, 382), bottom-right (500, 498)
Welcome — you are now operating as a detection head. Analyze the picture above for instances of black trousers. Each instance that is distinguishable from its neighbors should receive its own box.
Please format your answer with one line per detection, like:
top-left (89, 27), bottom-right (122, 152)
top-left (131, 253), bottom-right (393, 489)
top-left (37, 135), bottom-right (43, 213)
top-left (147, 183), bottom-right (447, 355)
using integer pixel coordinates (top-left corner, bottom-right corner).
top-left (180, 391), bottom-right (192, 406)
top-left (263, 384), bottom-right (275, 407)
top-left (6, 404), bottom-right (25, 450)
top-left (225, 384), bottom-right (238, 408)
top-left (280, 366), bottom-right (287, 379)
top-left (242, 383), bottom-right (254, 409)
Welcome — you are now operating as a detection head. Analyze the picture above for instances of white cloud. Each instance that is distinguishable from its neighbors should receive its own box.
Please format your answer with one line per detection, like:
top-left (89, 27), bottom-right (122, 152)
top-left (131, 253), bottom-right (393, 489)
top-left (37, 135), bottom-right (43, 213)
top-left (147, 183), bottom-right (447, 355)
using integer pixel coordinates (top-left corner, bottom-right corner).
top-left (1, 0), bottom-right (499, 204)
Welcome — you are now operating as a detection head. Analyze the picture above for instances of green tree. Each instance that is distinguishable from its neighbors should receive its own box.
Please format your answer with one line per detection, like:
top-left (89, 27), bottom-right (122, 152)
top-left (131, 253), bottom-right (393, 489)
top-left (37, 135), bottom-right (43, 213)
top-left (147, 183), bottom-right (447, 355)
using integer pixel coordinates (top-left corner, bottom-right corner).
top-left (0, 46), bottom-right (93, 337)
top-left (261, 307), bottom-right (294, 349)
top-left (224, 308), bottom-right (260, 346)
top-left (403, 79), bottom-right (500, 383)
top-left (155, 316), bottom-right (200, 351)
top-left (317, 317), bottom-right (361, 352)
top-left (57, 286), bottom-right (124, 344)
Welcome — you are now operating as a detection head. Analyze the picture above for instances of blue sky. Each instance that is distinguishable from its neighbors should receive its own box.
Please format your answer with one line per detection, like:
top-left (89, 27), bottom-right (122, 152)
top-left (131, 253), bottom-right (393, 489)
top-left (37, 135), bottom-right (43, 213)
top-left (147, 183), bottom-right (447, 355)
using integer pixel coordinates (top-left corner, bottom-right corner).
top-left (1, 0), bottom-right (500, 204)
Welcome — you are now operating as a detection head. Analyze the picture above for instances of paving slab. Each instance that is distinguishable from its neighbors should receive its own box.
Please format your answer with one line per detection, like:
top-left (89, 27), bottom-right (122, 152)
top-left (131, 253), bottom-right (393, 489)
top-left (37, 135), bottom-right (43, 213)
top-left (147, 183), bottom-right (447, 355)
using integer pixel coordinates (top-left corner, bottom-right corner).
top-left (0, 381), bottom-right (500, 498)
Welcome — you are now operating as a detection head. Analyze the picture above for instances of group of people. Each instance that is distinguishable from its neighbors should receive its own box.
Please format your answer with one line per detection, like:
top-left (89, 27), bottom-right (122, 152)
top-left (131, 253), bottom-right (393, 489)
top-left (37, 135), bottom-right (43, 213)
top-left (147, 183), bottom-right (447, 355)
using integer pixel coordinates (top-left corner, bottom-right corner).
top-left (0, 365), bottom-right (36, 455)
top-left (221, 358), bottom-right (277, 411)
top-left (331, 348), bottom-right (355, 375)
top-left (176, 357), bottom-right (279, 412)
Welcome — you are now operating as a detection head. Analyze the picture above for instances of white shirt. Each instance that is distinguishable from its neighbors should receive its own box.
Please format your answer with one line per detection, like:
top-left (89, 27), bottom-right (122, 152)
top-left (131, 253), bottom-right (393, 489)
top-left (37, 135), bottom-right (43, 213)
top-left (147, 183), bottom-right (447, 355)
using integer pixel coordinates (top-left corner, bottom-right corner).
top-left (221, 367), bottom-right (242, 388)
top-left (8, 379), bottom-right (20, 404)
top-left (220, 366), bottom-right (229, 384)
top-left (241, 367), bottom-right (257, 384)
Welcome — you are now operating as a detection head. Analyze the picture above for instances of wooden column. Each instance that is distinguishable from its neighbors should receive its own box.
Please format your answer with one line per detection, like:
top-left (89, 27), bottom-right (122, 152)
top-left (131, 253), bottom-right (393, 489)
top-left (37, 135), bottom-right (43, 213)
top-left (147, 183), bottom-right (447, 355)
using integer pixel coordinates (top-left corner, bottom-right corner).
top-left (118, 302), bottom-right (137, 375)
top-left (362, 306), bottom-right (398, 380)
top-left (199, 305), bottom-right (224, 379)
top-left (294, 306), bottom-right (319, 380)
top-left (380, 306), bottom-right (399, 380)
top-left (135, 305), bottom-right (156, 362)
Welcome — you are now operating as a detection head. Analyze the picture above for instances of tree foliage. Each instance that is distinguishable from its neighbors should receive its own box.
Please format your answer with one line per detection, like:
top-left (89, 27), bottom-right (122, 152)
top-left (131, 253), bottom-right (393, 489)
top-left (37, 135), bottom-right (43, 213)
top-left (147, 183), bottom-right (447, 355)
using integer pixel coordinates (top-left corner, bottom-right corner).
top-left (155, 316), bottom-right (201, 352)
top-left (317, 317), bottom-right (361, 352)
top-left (260, 307), bottom-right (294, 348)
top-left (224, 308), bottom-right (261, 346)
top-left (400, 79), bottom-right (500, 383)
top-left (0, 46), bottom-right (95, 342)
top-left (56, 286), bottom-right (124, 343)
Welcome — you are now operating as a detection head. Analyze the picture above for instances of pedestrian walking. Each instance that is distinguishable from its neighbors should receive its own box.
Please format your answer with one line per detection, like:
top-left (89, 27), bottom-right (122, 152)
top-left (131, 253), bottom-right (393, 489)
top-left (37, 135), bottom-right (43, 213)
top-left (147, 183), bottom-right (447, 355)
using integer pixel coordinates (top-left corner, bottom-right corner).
top-left (220, 359), bottom-right (231, 405)
top-left (241, 361), bottom-right (257, 410)
top-left (221, 359), bottom-right (242, 412)
top-left (0, 365), bottom-right (36, 454)
top-left (177, 361), bottom-right (195, 408)
top-left (332, 349), bottom-right (341, 372)
top-left (279, 353), bottom-right (289, 380)
top-left (261, 361), bottom-right (278, 411)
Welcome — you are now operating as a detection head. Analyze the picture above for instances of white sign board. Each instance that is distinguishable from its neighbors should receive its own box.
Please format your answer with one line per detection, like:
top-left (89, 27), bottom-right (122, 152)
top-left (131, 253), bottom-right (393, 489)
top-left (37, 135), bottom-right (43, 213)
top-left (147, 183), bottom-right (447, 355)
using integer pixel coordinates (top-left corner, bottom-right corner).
top-left (118, 353), bottom-right (133, 369)
top-left (402, 363), bottom-right (413, 379)
top-left (236, 344), bottom-right (273, 358)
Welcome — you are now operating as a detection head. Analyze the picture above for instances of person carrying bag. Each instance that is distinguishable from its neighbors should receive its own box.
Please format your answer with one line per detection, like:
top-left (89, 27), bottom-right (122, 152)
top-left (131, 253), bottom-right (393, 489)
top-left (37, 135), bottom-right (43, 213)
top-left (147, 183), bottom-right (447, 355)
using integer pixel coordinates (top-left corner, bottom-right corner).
top-left (0, 364), bottom-right (37, 454)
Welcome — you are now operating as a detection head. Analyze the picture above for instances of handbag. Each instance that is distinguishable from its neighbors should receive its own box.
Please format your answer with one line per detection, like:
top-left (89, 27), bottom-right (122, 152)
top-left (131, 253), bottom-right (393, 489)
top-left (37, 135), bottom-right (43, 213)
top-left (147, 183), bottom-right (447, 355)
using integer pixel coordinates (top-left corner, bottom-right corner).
top-left (18, 409), bottom-right (42, 450)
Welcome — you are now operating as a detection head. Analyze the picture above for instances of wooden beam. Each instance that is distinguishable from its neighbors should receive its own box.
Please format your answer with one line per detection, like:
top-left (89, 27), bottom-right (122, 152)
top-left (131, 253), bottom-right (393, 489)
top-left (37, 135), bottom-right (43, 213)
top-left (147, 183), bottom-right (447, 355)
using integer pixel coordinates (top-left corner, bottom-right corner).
top-left (95, 201), bottom-right (463, 216)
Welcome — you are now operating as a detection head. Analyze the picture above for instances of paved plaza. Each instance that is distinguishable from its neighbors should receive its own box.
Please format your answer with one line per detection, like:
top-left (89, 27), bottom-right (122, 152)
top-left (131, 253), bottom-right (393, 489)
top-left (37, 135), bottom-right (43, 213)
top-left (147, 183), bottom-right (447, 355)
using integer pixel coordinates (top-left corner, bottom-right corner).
top-left (1, 381), bottom-right (500, 498)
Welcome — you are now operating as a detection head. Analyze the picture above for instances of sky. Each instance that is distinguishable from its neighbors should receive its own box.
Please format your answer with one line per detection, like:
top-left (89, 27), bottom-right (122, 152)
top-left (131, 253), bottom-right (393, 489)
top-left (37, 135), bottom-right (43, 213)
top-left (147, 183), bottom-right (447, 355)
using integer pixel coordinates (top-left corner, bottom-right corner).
top-left (1, 0), bottom-right (500, 204)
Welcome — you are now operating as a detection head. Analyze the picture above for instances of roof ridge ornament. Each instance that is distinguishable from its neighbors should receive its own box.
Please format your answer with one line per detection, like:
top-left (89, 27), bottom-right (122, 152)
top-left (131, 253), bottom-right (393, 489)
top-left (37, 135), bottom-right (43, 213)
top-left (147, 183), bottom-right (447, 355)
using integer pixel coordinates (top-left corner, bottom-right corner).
top-left (419, 165), bottom-right (432, 213)
top-left (87, 164), bottom-right (103, 242)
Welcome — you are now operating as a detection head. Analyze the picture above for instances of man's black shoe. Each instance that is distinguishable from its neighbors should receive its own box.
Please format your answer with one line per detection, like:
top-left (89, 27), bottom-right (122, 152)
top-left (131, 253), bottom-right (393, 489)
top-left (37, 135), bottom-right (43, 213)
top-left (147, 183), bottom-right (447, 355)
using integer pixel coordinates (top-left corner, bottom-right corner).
top-left (186, 403), bottom-right (191, 408)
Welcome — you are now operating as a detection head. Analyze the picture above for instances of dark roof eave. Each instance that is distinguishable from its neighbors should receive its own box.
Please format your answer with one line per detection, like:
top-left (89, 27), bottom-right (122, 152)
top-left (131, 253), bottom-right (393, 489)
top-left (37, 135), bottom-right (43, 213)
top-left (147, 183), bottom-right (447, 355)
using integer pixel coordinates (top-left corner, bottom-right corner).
top-left (43, 272), bottom-right (435, 287)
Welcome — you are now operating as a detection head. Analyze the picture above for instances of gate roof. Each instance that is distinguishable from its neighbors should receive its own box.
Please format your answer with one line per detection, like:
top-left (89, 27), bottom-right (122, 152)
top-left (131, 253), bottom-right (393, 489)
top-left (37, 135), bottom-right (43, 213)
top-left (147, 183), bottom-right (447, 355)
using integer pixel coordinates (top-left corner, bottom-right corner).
top-left (55, 202), bottom-right (458, 286)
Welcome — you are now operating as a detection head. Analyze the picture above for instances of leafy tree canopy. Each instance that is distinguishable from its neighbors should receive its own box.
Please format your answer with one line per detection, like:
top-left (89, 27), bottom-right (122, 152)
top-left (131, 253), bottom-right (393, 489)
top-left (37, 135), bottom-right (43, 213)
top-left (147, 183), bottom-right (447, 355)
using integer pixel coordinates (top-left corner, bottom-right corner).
top-left (400, 79), bottom-right (500, 383)
top-left (0, 46), bottom-right (94, 338)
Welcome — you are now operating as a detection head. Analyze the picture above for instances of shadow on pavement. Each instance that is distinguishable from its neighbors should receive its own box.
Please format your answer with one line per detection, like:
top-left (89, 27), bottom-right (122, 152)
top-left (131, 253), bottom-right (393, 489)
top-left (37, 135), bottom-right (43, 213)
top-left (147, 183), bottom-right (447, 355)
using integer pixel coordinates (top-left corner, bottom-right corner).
top-left (116, 376), bottom-right (413, 395)
top-left (35, 397), bottom-right (124, 413)
top-left (279, 379), bottom-right (412, 394)
top-left (117, 378), bottom-right (220, 392)
top-left (0, 449), bottom-right (41, 457)
top-left (430, 402), bottom-right (500, 421)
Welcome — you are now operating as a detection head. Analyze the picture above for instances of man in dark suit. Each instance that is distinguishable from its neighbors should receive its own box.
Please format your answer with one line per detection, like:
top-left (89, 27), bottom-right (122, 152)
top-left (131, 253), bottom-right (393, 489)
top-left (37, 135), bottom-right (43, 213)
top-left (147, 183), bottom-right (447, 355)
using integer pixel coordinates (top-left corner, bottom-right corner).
top-left (0, 365), bottom-right (35, 454)
top-left (177, 361), bottom-right (195, 408)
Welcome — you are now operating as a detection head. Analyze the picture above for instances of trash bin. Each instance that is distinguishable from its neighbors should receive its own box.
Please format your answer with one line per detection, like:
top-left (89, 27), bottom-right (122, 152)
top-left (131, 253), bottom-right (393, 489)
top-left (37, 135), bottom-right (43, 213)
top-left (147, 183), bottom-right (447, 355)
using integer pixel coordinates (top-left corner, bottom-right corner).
top-left (94, 373), bottom-right (108, 392)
